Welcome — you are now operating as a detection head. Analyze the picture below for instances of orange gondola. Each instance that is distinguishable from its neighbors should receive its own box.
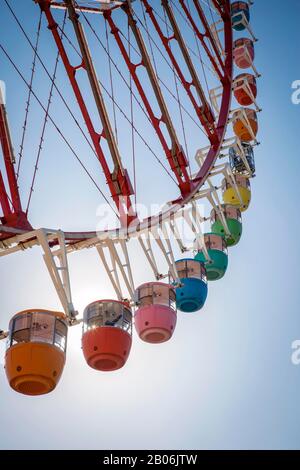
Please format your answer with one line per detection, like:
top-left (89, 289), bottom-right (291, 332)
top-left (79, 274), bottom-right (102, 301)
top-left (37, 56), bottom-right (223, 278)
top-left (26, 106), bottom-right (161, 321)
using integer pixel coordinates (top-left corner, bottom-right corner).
top-left (233, 108), bottom-right (258, 142)
top-left (5, 309), bottom-right (67, 396)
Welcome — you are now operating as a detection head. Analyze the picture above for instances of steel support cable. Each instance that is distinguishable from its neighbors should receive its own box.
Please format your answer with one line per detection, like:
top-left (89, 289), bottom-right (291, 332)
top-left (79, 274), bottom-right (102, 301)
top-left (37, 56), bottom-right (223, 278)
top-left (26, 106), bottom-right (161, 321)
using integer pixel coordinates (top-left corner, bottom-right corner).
top-left (208, 0), bottom-right (217, 25)
top-left (206, 0), bottom-right (225, 71)
top-left (78, 3), bottom-right (204, 135)
top-left (0, 43), bottom-right (120, 217)
top-left (105, 19), bottom-right (118, 144)
top-left (151, 0), bottom-right (218, 84)
top-left (102, 88), bottom-right (177, 184)
top-left (6, 1), bottom-right (196, 205)
top-left (204, 0), bottom-right (222, 68)
top-left (149, 0), bottom-right (221, 131)
top-left (193, 0), bottom-right (225, 74)
top-left (53, 18), bottom-right (177, 185)
top-left (133, 5), bottom-right (214, 78)
top-left (170, 0), bottom-right (221, 79)
top-left (78, 8), bottom-right (165, 128)
top-left (105, 7), bottom-right (191, 187)
top-left (140, 2), bottom-right (203, 142)
top-left (120, 27), bottom-right (204, 133)
top-left (141, 0), bottom-right (190, 179)
top-left (142, 2), bottom-right (194, 164)
top-left (131, 8), bottom-right (207, 135)
top-left (142, 0), bottom-right (219, 140)
top-left (53, 19), bottom-right (178, 185)
top-left (141, 4), bottom-right (159, 77)
top-left (74, 9), bottom-right (180, 185)
top-left (200, 0), bottom-right (218, 13)
top-left (17, 10), bottom-right (42, 180)
top-left (149, 3), bottom-right (206, 67)
top-left (186, 0), bottom-right (213, 106)
top-left (3, 0), bottom-right (100, 166)
top-left (26, 12), bottom-right (67, 215)
top-left (145, 1), bottom-right (218, 80)
top-left (58, 16), bottom-right (154, 133)
top-left (5, 0), bottom-right (139, 222)
top-left (128, 24), bottom-right (137, 206)
top-left (162, 6), bottom-right (191, 177)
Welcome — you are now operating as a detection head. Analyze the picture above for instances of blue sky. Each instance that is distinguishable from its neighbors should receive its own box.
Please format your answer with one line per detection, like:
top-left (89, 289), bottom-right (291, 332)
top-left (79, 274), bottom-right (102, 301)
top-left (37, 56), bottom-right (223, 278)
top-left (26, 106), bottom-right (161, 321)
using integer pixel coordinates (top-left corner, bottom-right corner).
top-left (0, 0), bottom-right (300, 450)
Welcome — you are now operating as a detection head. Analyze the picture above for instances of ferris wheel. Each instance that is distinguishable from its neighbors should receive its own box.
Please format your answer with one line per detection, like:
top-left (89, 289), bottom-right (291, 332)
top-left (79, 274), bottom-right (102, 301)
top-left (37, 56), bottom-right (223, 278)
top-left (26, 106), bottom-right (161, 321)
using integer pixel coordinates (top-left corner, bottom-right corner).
top-left (0, 0), bottom-right (260, 395)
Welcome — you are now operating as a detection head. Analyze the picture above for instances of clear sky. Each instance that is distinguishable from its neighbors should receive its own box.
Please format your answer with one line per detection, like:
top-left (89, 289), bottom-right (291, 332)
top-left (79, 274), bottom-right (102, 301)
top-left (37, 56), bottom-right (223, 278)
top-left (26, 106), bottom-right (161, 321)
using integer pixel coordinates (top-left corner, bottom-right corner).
top-left (0, 0), bottom-right (300, 450)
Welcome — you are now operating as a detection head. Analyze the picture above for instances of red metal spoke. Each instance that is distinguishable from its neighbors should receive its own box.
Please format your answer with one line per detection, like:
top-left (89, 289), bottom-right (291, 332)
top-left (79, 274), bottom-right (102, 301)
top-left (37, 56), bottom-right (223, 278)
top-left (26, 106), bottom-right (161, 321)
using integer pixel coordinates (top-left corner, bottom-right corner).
top-left (0, 103), bottom-right (21, 214)
top-left (211, 0), bottom-right (226, 17)
top-left (26, 14), bottom-right (65, 216)
top-left (191, 0), bottom-right (233, 189)
top-left (141, 0), bottom-right (217, 143)
top-left (192, 0), bottom-right (226, 75)
top-left (17, 10), bottom-right (42, 180)
top-left (72, 7), bottom-right (187, 183)
top-left (36, 0), bottom-right (136, 226)
top-left (104, 6), bottom-right (191, 193)
top-left (0, 171), bottom-right (11, 218)
top-left (0, 0), bottom-right (233, 241)
top-left (178, 0), bottom-right (224, 81)
top-left (0, 95), bottom-right (32, 232)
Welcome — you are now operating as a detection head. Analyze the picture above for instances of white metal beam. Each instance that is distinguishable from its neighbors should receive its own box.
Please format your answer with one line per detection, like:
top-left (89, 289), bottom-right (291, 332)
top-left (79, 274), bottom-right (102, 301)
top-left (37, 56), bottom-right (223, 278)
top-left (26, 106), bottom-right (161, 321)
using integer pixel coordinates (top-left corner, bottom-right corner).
top-left (37, 229), bottom-right (77, 322)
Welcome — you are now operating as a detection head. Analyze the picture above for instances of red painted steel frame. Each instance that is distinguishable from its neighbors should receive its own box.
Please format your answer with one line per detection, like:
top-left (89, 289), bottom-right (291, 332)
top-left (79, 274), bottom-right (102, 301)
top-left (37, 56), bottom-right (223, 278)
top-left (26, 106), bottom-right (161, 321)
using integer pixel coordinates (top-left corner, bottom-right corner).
top-left (211, 0), bottom-right (226, 17)
top-left (141, 0), bottom-right (217, 142)
top-left (192, 0), bottom-right (225, 75)
top-left (104, 9), bottom-right (191, 193)
top-left (0, 170), bottom-right (11, 218)
top-left (0, 102), bottom-right (31, 233)
top-left (189, 0), bottom-right (232, 190)
top-left (0, 105), bottom-right (20, 215)
top-left (0, 0), bottom-right (232, 242)
top-left (178, 0), bottom-right (224, 81)
top-left (38, 0), bottom-right (136, 226)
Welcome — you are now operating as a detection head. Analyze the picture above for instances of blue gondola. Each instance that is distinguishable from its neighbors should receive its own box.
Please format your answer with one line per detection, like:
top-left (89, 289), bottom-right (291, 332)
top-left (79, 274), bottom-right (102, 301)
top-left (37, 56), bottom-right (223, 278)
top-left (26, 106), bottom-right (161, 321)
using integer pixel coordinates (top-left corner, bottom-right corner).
top-left (175, 259), bottom-right (208, 313)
